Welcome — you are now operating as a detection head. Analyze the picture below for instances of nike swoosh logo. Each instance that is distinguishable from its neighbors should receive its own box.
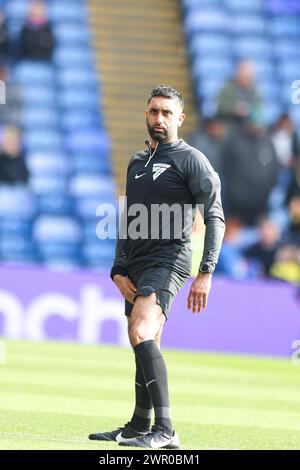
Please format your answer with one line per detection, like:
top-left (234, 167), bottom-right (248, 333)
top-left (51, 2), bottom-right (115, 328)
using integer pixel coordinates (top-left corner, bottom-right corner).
top-left (150, 436), bottom-right (172, 449)
top-left (116, 431), bottom-right (146, 443)
top-left (135, 173), bottom-right (147, 179)
top-left (146, 379), bottom-right (157, 388)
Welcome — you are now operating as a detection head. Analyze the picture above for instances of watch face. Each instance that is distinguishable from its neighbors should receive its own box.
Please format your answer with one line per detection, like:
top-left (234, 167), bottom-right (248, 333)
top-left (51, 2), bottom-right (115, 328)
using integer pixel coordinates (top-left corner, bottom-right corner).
top-left (201, 264), bottom-right (213, 274)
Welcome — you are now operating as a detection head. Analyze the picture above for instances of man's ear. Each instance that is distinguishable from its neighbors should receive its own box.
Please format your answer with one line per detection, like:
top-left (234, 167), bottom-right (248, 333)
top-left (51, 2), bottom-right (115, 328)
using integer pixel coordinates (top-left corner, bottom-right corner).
top-left (178, 113), bottom-right (185, 127)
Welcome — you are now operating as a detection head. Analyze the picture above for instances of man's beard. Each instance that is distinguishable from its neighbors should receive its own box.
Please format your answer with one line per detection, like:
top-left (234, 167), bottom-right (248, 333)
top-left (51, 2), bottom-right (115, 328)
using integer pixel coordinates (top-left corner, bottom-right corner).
top-left (146, 119), bottom-right (168, 143)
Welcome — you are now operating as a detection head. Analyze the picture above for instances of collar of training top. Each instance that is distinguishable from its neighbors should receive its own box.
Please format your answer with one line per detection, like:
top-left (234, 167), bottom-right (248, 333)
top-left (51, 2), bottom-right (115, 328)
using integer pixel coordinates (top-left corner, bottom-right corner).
top-left (147, 138), bottom-right (183, 152)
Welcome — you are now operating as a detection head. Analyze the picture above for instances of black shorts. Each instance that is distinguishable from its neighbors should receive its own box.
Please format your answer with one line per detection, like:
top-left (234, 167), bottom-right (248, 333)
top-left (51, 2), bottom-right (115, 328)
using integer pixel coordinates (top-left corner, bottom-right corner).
top-left (125, 266), bottom-right (190, 319)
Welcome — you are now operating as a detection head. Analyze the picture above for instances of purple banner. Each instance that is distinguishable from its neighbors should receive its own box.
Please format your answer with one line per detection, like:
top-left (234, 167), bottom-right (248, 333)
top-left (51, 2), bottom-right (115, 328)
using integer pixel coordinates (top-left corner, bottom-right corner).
top-left (0, 265), bottom-right (299, 356)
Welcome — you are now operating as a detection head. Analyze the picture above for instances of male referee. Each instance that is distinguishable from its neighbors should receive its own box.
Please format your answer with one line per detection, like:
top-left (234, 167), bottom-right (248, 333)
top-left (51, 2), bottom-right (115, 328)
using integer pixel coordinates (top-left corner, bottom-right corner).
top-left (89, 86), bottom-right (225, 448)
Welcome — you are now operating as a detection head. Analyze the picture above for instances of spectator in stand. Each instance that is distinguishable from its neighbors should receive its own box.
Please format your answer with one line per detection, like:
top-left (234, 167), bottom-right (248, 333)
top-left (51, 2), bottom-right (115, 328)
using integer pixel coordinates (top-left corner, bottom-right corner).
top-left (282, 196), bottom-right (300, 248)
top-left (268, 119), bottom-right (300, 231)
top-left (0, 66), bottom-right (22, 125)
top-left (0, 9), bottom-right (9, 61)
top-left (286, 159), bottom-right (300, 203)
top-left (216, 217), bottom-right (249, 279)
top-left (269, 245), bottom-right (300, 284)
top-left (0, 125), bottom-right (29, 184)
top-left (221, 112), bottom-right (279, 226)
top-left (217, 61), bottom-right (262, 127)
top-left (269, 196), bottom-right (300, 284)
top-left (244, 216), bottom-right (281, 277)
top-left (18, 0), bottom-right (55, 61)
top-left (188, 115), bottom-right (226, 175)
top-left (271, 113), bottom-right (300, 169)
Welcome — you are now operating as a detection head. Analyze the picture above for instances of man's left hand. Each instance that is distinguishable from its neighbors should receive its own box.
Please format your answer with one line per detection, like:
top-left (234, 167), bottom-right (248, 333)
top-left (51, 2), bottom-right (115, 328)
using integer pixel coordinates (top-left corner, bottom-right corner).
top-left (187, 272), bottom-right (212, 313)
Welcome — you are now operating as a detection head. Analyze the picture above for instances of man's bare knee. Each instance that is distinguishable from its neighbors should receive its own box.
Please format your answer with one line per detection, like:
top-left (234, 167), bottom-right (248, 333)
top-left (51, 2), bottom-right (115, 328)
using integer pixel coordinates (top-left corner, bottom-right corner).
top-left (128, 320), bottom-right (153, 348)
top-left (128, 294), bottom-right (164, 348)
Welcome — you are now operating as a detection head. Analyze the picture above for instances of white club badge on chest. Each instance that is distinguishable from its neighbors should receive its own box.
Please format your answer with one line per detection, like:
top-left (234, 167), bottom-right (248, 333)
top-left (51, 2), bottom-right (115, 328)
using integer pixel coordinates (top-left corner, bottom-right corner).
top-left (152, 163), bottom-right (171, 181)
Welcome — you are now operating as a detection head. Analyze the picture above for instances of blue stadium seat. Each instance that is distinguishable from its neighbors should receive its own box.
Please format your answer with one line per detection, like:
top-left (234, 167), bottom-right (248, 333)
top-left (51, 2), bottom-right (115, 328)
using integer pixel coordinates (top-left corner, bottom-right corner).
top-left (26, 152), bottom-right (71, 177)
top-left (184, 9), bottom-right (229, 34)
top-left (7, 21), bottom-right (23, 40)
top-left (0, 219), bottom-right (32, 239)
top-left (21, 86), bottom-right (56, 107)
top-left (181, 0), bottom-right (220, 9)
top-left (192, 56), bottom-right (234, 80)
top-left (266, 0), bottom-right (300, 14)
top-left (277, 61), bottom-right (300, 81)
top-left (257, 81), bottom-right (282, 103)
top-left (200, 98), bottom-right (218, 117)
top-left (224, 0), bottom-right (263, 11)
top-left (29, 176), bottom-right (68, 195)
top-left (189, 33), bottom-right (231, 56)
top-left (39, 242), bottom-right (81, 260)
top-left (0, 185), bottom-right (36, 219)
top-left (57, 68), bottom-right (98, 88)
top-left (234, 37), bottom-right (272, 60)
top-left (58, 89), bottom-right (99, 111)
top-left (82, 241), bottom-right (115, 268)
top-left (262, 102), bottom-right (283, 125)
top-left (54, 47), bottom-right (94, 68)
top-left (49, 1), bottom-right (87, 22)
top-left (274, 40), bottom-right (300, 59)
top-left (231, 15), bottom-right (266, 35)
top-left (270, 17), bottom-right (300, 37)
top-left (83, 221), bottom-right (101, 243)
top-left (0, 237), bottom-right (39, 263)
top-left (43, 258), bottom-right (83, 269)
top-left (38, 194), bottom-right (75, 216)
top-left (54, 23), bottom-right (91, 45)
top-left (61, 111), bottom-right (101, 132)
top-left (252, 60), bottom-right (275, 81)
top-left (13, 61), bottom-right (54, 85)
top-left (24, 130), bottom-right (63, 152)
top-left (76, 196), bottom-right (116, 220)
top-left (73, 154), bottom-right (111, 175)
top-left (5, 0), bottom-right (28, 21)
top-left (65, 129), bottom-right (111, 155)
top-left (196, 78), bottom-right (224, 100)
top-left (20, 108), bottom-right (59, 130)
top-left (34, 215), bottom-right (82, 244)
top-left (69, 174), bottom-right (115, 198)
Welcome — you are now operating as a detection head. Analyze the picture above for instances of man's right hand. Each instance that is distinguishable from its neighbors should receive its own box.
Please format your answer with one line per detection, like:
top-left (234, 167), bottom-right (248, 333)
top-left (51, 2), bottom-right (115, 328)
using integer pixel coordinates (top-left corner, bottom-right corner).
top-left (113, 274), bottom-right (137, 304)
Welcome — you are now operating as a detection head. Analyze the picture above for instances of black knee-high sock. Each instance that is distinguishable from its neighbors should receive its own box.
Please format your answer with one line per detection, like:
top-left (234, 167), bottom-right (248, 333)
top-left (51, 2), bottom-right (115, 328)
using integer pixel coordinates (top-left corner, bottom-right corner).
top-left (130, 356), bottom-right (152, 432)
top-left (134, 340), bottom-right (173, 435)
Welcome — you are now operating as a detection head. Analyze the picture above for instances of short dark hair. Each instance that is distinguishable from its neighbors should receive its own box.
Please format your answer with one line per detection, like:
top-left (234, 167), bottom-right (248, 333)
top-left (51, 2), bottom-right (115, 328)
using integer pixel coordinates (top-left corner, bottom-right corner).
top-left (148, 85), bottom-right (184, 110)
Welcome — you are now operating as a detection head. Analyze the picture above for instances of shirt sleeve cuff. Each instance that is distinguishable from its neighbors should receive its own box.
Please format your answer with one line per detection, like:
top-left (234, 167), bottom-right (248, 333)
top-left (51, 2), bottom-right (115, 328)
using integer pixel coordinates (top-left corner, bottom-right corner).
top-left (110, 265), bottom-right (128, 281)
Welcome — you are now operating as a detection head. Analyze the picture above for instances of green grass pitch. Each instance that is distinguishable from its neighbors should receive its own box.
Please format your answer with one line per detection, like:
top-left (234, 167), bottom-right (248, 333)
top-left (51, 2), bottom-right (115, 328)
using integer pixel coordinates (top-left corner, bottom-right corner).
top-left (0, 339), bottom-right (300, 450)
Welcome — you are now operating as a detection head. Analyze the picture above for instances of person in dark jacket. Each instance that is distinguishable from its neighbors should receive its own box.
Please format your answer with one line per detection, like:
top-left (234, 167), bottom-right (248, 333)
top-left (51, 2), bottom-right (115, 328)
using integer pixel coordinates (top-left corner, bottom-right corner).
top-left (19, 0), bottom-right (54, 61)
top-left (0, 125), bottom-right (29, 184)
top-left (222, 113), bottom-right (279, 225)
top-left (188, 115), bottom-right (226, 175)
top-left (0, 9), bottom-right (9, 60)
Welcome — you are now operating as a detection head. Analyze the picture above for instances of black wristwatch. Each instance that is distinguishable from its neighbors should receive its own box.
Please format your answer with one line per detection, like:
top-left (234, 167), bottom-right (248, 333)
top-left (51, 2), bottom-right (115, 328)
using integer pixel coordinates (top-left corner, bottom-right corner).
top-left (199, 263), bottom-right (214, 274)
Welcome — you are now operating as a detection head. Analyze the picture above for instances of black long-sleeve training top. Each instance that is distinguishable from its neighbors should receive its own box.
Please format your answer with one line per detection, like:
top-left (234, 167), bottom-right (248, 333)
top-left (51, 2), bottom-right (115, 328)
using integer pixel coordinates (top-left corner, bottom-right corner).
top-left (111, 138), bottom-right (225, 278)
